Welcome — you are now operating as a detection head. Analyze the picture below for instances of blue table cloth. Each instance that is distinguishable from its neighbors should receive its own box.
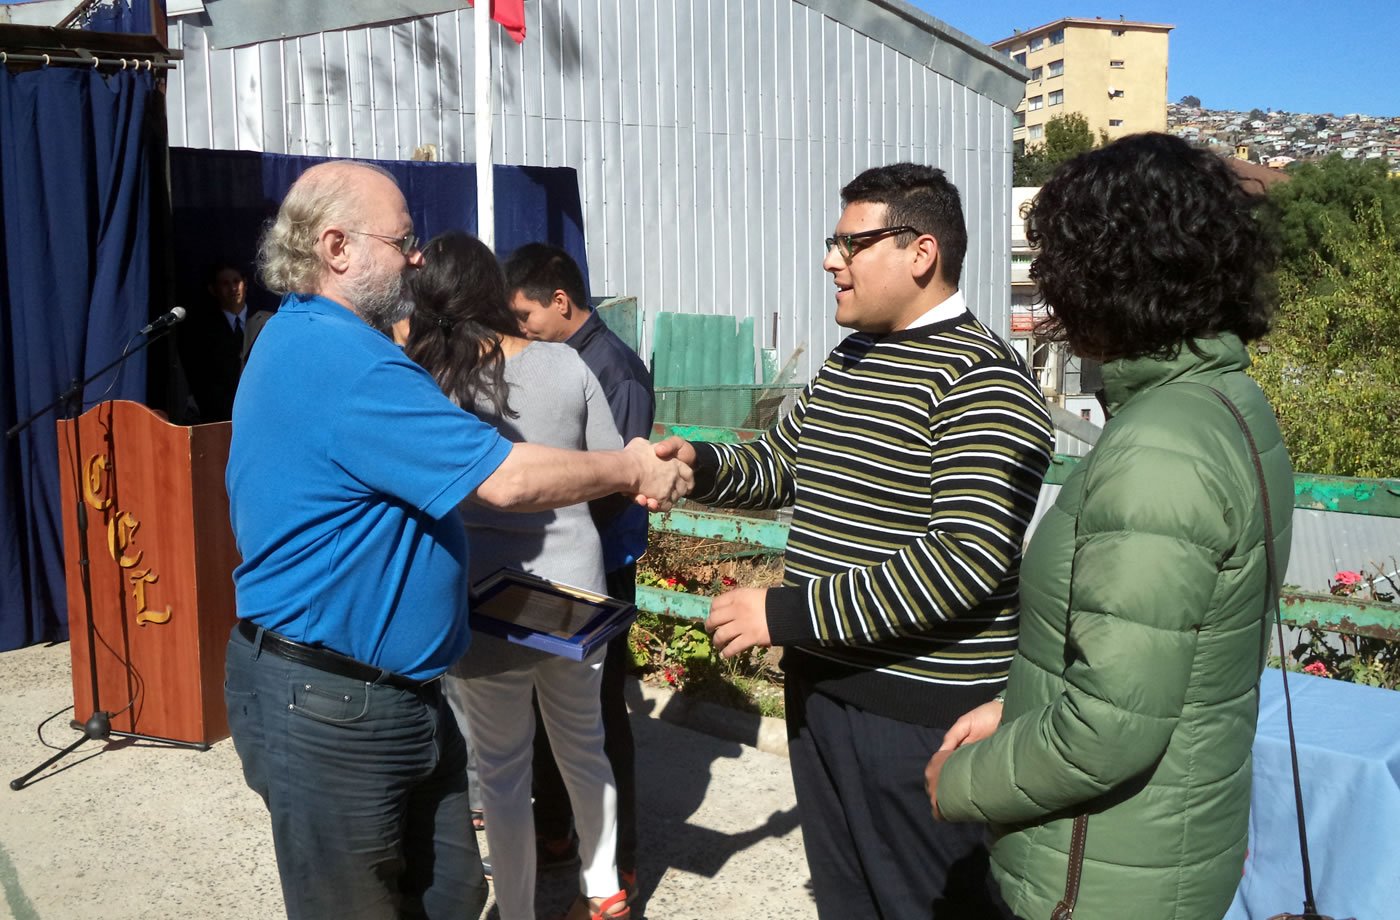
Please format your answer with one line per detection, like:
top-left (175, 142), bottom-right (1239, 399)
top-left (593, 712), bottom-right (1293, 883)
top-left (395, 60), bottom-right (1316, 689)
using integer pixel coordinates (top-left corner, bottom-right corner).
top-left (1226, 669), bottom-right (1400, 919)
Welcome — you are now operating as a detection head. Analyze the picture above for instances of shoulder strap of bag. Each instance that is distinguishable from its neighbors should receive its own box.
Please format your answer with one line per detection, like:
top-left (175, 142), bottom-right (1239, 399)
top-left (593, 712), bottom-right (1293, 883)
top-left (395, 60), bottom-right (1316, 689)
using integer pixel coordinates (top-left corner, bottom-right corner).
top-left (1205, 385), bottom-right (1319, 918)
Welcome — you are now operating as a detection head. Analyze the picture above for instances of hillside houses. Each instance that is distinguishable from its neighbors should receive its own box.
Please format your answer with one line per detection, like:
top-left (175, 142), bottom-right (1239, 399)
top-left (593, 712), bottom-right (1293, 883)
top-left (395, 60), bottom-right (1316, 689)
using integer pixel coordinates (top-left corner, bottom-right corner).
top-left (1168, 102), bottom-right (1400, 171)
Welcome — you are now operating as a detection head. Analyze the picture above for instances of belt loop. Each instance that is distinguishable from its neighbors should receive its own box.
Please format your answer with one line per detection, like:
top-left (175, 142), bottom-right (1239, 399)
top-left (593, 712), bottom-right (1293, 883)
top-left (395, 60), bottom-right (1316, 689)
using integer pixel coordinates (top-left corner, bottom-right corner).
top-left (372, 668), bottom-right (392, 687)
top-left (251, 625), bottom-right (266, 660)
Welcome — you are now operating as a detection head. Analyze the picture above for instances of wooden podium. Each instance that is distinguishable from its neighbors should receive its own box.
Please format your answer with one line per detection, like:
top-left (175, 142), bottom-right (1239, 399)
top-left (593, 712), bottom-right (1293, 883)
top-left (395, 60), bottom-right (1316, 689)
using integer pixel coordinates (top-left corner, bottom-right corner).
top-left (56, 400), bottom-right (240, 745)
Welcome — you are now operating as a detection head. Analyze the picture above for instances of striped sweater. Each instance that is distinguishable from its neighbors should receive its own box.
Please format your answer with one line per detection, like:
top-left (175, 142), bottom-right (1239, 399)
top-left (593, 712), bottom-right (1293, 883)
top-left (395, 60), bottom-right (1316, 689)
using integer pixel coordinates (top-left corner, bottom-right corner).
top-left (691, 312), bottom-right (1053, 728)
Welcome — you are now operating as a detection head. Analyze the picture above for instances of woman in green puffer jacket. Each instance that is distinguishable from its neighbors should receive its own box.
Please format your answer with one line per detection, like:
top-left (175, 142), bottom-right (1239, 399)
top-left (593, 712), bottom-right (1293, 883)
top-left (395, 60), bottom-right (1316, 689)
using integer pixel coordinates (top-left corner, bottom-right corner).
top-left (926, 133), bottom-right (1293, 920)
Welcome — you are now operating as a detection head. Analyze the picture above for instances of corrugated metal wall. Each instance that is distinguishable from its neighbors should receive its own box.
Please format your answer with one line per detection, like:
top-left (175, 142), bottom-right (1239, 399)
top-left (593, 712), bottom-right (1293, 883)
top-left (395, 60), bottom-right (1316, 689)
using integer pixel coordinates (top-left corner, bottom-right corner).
top-left (166, 0), bottom-right (1019, 380)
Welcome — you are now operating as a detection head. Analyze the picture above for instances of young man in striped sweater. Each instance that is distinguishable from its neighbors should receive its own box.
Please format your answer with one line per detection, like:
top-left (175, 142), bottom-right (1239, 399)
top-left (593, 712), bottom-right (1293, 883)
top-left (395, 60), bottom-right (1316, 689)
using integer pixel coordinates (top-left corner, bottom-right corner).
top-left (656, 164), bottom-right (1053, 919)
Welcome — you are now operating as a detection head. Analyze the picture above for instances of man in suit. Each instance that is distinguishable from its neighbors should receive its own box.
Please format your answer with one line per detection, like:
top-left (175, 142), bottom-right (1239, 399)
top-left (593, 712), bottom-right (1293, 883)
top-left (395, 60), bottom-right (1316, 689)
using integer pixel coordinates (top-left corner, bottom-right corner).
top-left (178, 263), bottom-right (267, 422)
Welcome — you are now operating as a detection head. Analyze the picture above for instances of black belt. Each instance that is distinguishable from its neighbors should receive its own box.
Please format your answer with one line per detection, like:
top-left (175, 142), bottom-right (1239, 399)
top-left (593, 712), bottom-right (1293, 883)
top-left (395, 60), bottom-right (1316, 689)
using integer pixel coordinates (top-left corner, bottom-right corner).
top-left (237, 619), bottom-right (437, 692)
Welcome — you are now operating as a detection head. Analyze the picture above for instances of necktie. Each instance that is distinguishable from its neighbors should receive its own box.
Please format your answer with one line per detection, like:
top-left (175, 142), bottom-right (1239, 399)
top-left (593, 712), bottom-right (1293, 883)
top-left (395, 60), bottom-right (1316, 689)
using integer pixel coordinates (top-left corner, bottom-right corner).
top-left (233, 317), bottom-right (244, 339)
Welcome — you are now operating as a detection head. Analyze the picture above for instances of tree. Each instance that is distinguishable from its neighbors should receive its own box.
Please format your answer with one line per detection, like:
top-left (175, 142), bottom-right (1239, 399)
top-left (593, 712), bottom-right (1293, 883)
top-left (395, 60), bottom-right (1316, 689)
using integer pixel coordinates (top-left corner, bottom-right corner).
top-left (1267, 154), bottom-right (1400, 275)
top-left (1179, 94), bottom-right (1201, 108)
top-left (1251, 208), bottom-right (1400, 477)
top-left (1013, 113), bottom-right (1100, 186)
top-left (1247, 108), bottom-right (1267, 124)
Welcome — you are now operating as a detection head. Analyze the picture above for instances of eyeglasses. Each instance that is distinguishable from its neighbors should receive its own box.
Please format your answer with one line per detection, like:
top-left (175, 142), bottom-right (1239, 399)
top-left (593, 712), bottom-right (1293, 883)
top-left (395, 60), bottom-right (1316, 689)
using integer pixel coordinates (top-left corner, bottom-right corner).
top-left (824, 225), bottom-right (920, 263)
top-left (346, 229), bottom-right (420, 256)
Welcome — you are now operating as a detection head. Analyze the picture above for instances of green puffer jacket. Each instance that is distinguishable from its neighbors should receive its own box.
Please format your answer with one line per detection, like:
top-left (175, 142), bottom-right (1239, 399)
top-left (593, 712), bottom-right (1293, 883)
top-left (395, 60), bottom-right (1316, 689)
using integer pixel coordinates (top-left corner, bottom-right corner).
top-left (936, 334), bottom-right (1292, 920)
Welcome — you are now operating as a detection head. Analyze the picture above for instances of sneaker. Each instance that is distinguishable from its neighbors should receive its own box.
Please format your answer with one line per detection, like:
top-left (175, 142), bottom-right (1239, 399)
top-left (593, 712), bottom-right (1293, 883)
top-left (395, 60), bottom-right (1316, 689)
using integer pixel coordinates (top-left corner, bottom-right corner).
top-left (537, 832), bottom-right (581, 871)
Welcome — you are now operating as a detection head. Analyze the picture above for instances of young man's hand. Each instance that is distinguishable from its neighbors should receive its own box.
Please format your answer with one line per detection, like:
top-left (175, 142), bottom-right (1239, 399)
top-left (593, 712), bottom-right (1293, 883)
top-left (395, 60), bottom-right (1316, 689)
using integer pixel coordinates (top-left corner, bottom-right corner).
top-left (704, 588), bottom-right (771, 658)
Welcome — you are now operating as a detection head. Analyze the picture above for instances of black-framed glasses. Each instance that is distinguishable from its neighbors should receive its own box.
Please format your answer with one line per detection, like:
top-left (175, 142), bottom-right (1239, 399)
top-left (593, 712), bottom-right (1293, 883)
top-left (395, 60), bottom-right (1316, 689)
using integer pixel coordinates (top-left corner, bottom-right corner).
top-left (346, 229), bottom-right (420, 256)
top-left (824, 225), bottom-right (920, 262)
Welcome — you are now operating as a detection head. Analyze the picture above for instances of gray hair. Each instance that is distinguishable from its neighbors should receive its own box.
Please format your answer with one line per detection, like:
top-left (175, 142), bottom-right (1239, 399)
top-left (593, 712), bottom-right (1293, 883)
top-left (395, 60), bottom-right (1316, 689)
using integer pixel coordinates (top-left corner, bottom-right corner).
top-left (255, 160), bottom-right (398, 295)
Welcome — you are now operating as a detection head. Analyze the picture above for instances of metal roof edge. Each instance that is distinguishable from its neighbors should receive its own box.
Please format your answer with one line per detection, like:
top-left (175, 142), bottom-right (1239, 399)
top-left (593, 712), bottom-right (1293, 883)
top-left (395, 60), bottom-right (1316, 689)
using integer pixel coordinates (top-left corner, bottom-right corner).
top-left (797, 0), bottom-right (1029, 110)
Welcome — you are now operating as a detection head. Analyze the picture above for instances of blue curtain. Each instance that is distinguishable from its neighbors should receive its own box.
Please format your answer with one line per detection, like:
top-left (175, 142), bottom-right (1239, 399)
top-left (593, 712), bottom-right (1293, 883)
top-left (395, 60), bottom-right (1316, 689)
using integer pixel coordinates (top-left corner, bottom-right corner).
top-left (0, 67), bottom-right (157, 651)
top-left (81, 0), bottom-right (155, 35)
top-left (169, 149), bottom-right (591, 318)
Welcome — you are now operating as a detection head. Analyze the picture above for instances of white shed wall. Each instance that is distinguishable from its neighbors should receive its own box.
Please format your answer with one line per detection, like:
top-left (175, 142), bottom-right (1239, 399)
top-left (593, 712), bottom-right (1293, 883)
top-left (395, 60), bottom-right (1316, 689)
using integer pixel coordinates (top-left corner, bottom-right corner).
top-left (166, 0), bottom-right (1023, 378)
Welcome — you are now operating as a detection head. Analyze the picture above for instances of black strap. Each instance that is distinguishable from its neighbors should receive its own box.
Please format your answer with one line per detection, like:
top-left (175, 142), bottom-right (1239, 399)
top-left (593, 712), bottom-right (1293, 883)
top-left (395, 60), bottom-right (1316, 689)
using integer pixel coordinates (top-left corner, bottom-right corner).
top-left (1052, 814), bottom-right (1088, 919)
top-left (1205, 386), bottom-right (1318, 917)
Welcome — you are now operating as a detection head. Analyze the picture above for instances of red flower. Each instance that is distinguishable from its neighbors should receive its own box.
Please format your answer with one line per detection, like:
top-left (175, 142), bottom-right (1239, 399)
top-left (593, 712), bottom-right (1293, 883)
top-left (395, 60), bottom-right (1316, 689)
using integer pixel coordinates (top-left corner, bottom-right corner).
top-left (721, 576), bottom-right (737, 587)
top-left (1334, 570), bottom-right (1363, 586)
top-left (1302, 661), bottom-right (1329, 677)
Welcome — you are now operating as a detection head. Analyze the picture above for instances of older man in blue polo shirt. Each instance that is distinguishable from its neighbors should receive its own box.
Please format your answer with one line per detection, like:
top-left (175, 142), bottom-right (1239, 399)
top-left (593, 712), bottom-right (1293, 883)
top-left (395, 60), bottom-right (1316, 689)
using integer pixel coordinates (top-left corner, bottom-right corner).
top-left (223, 160), bottom-right (690, 920)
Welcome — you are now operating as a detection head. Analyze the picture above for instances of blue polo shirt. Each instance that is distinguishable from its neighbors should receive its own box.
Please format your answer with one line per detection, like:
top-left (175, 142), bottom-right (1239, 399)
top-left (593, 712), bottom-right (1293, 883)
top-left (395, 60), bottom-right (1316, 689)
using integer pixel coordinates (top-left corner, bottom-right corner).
top-left (226, 293), bottom-right (512, 680)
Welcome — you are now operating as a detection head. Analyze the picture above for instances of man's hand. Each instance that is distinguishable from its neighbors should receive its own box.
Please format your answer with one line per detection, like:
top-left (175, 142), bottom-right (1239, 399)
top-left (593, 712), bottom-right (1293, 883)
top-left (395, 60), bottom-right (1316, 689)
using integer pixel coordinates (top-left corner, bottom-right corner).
top-left (624, 438), bottom-right (692, 511)
top-left (704, 588), bottom-right (772, 658)
top-left (937, 700), bottom-right (1003, 752)
top-left (923, 749), bottom-right (953, 821)
top-left (652, 435), bottom-right (697, 467)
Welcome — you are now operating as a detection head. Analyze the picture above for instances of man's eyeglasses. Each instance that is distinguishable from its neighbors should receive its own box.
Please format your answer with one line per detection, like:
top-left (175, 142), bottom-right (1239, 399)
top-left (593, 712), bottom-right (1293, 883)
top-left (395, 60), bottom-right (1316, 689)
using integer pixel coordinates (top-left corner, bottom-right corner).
top-left (346, 229), bottom-right (420, 256)
top-left (824, 225), bottom-right (920, 262)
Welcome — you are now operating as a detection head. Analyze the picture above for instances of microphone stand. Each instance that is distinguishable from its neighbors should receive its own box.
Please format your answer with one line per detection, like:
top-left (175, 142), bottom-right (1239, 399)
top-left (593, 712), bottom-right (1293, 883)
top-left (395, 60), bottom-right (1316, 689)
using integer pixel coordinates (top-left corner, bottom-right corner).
top-left (9, 323), bottom-right (209, 792)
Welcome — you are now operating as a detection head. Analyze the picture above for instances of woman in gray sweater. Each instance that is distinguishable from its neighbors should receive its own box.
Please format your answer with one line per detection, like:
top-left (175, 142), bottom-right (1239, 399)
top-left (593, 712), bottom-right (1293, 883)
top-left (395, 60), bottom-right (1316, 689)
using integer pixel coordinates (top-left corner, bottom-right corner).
top-left (404, 231), bottom-right (630, 920)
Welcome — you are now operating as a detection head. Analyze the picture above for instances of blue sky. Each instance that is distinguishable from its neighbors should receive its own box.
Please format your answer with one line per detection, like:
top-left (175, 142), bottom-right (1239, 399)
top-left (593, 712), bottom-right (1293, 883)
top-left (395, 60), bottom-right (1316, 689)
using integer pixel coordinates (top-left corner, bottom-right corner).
top-left (907, 0), bottom-right (1399, 118)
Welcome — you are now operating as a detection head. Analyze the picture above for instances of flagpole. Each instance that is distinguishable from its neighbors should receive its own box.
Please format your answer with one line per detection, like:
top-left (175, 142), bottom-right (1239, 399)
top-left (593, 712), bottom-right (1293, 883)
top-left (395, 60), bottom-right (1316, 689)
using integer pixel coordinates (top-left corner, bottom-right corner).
top-left (474, 0), bottom-right (495, 250)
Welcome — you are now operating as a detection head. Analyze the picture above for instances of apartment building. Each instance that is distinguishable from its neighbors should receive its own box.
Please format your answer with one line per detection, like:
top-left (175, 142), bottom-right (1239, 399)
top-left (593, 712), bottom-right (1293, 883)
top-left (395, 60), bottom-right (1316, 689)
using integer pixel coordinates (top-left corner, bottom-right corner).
top-left (992, 17), bottom-right (1172, 152)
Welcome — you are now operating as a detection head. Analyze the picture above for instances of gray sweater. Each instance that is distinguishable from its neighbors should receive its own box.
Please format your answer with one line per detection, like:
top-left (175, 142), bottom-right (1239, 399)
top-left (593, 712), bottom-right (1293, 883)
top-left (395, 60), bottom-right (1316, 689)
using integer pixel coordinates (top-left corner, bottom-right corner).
top-left (453, 341), bottom-right (622, 676)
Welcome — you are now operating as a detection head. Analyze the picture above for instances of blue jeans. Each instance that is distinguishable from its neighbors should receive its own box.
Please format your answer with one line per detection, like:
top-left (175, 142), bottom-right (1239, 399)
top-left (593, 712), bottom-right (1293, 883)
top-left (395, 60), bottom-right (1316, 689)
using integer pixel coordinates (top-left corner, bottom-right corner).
top-left (224, 625), bottom-right (487, 920)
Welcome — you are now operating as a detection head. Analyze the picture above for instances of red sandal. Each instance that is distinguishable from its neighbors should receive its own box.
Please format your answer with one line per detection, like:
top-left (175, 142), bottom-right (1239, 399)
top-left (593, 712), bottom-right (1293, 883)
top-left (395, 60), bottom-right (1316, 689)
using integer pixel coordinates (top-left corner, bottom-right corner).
top-left (561, 890), bottom-right (630, 920)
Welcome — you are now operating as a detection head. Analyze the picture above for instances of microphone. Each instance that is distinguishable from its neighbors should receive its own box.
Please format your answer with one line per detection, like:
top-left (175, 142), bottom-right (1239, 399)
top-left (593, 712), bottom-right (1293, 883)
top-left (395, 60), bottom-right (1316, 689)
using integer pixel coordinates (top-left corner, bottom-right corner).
top-left (139, 306), bottom-right (187, 336)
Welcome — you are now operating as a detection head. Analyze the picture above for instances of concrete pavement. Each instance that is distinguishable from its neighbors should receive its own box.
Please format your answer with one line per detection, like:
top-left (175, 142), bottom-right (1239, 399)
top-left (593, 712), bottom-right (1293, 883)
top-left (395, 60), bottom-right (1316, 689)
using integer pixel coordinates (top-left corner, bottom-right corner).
top-left (0, 641), bottom-right (814, 920)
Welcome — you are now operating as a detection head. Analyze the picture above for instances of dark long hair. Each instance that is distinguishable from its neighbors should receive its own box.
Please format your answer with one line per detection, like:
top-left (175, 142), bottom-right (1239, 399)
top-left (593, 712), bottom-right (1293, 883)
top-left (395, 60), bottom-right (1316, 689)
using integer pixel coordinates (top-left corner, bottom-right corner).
top-left (1028, 132), bottom-right (1276, 360)
top-left (404, 231), bottom-right (519, 418)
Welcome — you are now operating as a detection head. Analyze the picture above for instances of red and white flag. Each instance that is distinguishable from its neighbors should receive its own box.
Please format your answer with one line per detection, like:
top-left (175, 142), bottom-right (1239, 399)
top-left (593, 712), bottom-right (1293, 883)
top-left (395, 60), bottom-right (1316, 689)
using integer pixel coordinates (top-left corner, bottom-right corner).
top-left (469, 0), bottom-right (526, 44)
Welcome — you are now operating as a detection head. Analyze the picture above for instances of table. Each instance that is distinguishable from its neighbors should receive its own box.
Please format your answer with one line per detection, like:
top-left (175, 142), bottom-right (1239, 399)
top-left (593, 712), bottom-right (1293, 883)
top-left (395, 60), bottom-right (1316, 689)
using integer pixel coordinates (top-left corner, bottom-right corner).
top-left (1225, 669), bottom-right (1400, 919)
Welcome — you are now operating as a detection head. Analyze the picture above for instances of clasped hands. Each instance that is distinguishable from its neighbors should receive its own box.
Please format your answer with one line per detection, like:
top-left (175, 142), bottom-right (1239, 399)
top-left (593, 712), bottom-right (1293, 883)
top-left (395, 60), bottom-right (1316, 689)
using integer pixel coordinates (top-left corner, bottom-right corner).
top-left (923, 698), bottom-right (1003, 821)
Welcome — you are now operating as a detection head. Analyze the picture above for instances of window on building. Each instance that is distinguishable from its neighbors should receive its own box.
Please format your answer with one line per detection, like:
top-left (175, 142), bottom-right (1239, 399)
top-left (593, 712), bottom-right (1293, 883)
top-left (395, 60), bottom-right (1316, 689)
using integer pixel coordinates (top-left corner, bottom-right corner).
top-left (1030, 66), bottom-right (1043, 81)
top-left (1029, 36), bottom-right (1044, 51)
top-left (1080, 408), bottom-right (1092, 421)
top-left (1050, 29), bottom-right (1065, 44)
top-left (1111, 28), bottom-right (1125, 36)
top-left (1109, 119), bottom-right (1124, 127)
top-left (1109, 88), bottom-right (1125, 98)
top-left (1028, 95), bottom-right (1043, 111)
top-left (1110, 59), bottom-right (1125, 68)
top-left (1049, 90), bottom-right (1064, 106)
top-left (1014, 51), bottom-right (1027, 66)
top-left (1028, 124), bottom-right (1045, 140)
top-left (1014, 110), bottom-right (1025, 127)
top-left (1048, 59), bottom-right (1064, 77)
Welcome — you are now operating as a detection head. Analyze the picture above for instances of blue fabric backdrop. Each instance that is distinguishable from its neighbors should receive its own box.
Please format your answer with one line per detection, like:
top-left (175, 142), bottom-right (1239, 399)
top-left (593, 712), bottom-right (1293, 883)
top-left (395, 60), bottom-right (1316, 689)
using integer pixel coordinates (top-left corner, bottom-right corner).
top-left (169, 149), bottom-right (591, 319)
top-left (0, 66), bottom-right (157, 651)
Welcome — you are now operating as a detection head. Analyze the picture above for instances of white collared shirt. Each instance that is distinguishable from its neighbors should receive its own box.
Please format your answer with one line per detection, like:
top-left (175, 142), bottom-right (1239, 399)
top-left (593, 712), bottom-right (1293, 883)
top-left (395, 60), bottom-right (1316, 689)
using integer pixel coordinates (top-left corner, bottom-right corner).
top-left (902, 290), bottom-right (968, 331)
top-left (224, 306), bottom-right (249, 332)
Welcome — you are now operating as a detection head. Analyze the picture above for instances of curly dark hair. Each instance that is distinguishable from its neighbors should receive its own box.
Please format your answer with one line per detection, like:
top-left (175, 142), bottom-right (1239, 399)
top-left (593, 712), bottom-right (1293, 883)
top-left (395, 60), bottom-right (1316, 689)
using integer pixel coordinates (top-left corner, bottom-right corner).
top-left (841, 163), bottom-right (967, 286)
top-left (1027, 132), bottom-right (1276, 360)
top-left (404, 231), bottom-right (518, 418)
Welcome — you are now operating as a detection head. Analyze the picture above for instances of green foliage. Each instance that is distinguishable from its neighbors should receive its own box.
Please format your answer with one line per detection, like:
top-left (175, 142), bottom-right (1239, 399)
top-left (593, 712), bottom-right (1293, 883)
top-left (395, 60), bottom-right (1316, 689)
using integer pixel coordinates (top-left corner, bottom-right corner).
top-left (1179, 94), bottom-right (1201, 108)
top-left (1250, 207), bottom-right (1400, 477)
top-left (1268, 155), bottom-right (1400, 273)
top-left (1273, 629), bottom-right (1400, 690)
top-left (1013, 112), bottom-right (1101, 186)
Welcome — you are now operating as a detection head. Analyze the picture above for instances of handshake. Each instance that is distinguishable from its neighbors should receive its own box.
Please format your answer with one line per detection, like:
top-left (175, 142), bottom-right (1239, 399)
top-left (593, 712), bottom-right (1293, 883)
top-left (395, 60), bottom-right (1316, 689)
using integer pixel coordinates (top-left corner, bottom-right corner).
top-left (624, 435), bottom-right (698, 512)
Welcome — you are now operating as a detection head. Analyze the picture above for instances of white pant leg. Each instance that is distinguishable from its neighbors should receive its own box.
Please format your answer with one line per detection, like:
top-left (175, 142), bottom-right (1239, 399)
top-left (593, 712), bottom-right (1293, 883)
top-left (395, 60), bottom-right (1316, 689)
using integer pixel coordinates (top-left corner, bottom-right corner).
top-left (533, 648), bottom-right (618, 900)
top-left (453, 670), bottom-right (538, 920)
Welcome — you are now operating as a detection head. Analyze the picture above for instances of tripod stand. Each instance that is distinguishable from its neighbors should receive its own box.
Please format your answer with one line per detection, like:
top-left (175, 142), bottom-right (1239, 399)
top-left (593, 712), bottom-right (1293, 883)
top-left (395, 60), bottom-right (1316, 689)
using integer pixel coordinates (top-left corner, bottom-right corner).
top-left (9, 323), bottom-right (209, 792)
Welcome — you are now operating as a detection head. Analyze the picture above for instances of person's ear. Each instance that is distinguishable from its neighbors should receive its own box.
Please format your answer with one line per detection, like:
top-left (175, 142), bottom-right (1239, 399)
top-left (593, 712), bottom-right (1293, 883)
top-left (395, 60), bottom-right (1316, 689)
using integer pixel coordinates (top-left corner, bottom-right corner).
top-left (911, 233), bottom-right (940, 283)
top-left (321, 228), bottom-right (352, 274)
top-left (552, 289), bottom-right (572, 316)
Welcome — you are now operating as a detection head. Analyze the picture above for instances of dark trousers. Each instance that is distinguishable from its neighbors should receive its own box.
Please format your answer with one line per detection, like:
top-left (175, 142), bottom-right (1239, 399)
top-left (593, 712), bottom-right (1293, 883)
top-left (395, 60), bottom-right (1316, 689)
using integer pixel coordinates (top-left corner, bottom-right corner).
top-left (532, 564), bottom-right (638, 872)
top-left (224, 625), bottom-right (488, 920)
top-left (785, 670), bottom-right (1014, 920)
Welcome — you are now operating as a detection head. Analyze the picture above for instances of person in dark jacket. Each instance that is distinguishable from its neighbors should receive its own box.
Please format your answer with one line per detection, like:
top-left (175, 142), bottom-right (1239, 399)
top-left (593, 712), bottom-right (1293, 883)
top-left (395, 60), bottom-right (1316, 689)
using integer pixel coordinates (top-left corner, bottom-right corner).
top-left (926, 133), bottom-right (1293, 920)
